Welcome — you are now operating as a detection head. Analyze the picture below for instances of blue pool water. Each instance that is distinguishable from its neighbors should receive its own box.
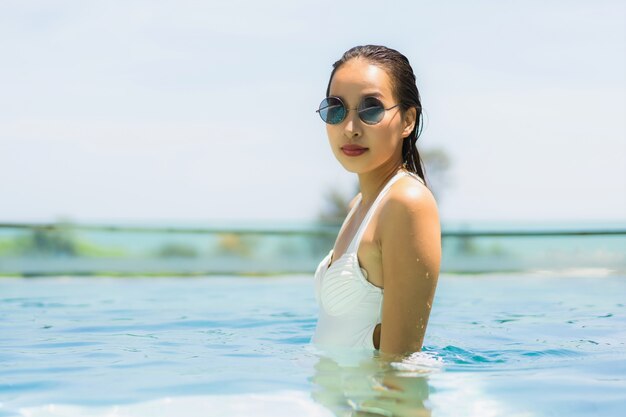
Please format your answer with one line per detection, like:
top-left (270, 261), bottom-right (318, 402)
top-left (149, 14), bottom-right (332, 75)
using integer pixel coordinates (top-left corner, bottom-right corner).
top-left (1, 273), bottom-right (625, 416)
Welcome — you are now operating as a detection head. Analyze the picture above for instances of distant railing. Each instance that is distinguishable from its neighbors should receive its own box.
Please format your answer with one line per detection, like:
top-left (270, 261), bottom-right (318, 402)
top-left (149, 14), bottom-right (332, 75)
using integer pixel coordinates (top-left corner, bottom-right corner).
top-left (0, 222), bottom-right (624, 276)
top-left (1, 222), bottom-right (625, 236)
top-left (0, 222), bottom-right (340, 237)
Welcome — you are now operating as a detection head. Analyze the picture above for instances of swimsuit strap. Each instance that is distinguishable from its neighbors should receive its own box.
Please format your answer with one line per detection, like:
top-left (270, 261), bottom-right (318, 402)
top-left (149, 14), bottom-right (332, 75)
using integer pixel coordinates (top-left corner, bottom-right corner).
top-left (346, 170), bottom-right (409, 254)
top-left (405, 170), bottom-right (425, 185)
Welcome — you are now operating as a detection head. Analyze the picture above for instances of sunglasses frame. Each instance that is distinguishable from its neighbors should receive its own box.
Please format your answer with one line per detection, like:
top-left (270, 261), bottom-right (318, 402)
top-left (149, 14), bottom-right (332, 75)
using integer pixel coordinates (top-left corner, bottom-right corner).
top-left (316, 96), bottom-right (400, 125)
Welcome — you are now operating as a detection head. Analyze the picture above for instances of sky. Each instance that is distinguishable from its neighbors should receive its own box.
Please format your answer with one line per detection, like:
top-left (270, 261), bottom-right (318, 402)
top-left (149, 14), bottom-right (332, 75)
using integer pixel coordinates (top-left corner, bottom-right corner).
top-left (1, 0), bottom-right (624, 224)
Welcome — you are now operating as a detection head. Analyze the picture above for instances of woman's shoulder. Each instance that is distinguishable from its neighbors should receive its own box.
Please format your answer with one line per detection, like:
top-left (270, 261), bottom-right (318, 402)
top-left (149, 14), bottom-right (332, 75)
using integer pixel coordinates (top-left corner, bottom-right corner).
top-left (380, 172), bottom-right (439, 223)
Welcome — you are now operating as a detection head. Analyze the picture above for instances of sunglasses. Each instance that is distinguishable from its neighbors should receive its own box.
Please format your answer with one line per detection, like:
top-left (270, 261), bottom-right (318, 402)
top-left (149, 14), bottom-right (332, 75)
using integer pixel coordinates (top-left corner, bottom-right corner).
top-left (316, 96), bottom-right (400, 125)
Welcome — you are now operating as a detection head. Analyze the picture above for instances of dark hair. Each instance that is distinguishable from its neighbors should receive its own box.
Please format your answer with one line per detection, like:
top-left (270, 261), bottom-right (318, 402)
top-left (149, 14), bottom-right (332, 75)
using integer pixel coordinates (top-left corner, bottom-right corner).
top-left (325, 45), bottom-right (427, 187)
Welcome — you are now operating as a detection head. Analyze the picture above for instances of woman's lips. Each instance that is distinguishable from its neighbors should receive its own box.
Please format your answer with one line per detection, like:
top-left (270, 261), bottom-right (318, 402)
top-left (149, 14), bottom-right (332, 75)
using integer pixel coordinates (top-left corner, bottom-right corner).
top-left (341, 144), bottom-right (368, 157)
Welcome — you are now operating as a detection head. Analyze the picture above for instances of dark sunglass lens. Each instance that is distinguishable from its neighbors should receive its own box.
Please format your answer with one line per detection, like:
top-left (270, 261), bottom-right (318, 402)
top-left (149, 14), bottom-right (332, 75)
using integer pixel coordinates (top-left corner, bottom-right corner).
top-left (359, 97), bottom-right (385, 124)
top-left (318, 97), bottom-right (345, 124)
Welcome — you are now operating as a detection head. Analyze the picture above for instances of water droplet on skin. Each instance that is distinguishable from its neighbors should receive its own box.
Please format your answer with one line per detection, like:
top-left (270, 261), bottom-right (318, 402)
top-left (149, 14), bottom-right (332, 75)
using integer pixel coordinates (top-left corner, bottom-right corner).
top-left (425, 272), bottom-right (430, 279)
top-left (416, 258), bottom-right (420, 263)
top-left (426, 302), bottom-right (431, 309)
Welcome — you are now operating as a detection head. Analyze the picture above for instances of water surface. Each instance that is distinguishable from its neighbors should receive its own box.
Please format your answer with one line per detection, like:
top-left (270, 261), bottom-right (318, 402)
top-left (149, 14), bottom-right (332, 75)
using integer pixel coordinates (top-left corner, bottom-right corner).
top-left (1, 274), bottom-right (624, 416)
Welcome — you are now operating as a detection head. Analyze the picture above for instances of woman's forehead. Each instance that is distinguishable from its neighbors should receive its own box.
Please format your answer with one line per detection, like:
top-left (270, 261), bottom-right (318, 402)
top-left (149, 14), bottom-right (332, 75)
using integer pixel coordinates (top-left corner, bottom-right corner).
top-left (329, 59), bottom-right (393, 101)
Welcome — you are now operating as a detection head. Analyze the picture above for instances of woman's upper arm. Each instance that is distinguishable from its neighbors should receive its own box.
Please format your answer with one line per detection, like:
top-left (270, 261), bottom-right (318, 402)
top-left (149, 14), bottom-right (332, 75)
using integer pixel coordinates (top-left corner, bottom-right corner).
top-left (379, 186), bottom-right (441, 358)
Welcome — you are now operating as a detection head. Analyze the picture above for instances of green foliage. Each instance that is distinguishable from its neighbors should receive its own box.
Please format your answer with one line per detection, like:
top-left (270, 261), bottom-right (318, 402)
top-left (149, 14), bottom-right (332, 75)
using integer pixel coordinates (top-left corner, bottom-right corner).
top-left (317, 187), bottom-right (357, 224)
top-left (15, 227), bottom-right (78, 256)
top-left (0, 228), bottom-right (127, 258)
top-left (153, 243), bottom-right (199, 258)
top-left (421, 147), bottom-right (452, 202)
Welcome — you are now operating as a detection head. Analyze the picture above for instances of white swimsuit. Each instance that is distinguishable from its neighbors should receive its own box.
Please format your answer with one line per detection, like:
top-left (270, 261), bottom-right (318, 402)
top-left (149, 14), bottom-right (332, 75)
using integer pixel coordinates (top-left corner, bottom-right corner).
top-left (311, 170), bottom-right (424, 350)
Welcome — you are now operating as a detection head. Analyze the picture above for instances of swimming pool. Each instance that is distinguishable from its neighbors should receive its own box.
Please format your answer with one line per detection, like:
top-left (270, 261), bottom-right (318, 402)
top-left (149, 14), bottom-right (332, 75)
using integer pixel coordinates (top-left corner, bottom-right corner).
top-left (1, 273), bottom-right (624, 416)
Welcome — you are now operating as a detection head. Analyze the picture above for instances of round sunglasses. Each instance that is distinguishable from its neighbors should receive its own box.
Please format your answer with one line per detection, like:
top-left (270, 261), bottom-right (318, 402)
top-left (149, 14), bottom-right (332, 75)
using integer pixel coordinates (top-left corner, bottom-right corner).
top-left (316, 96), bottom-right (400, 125)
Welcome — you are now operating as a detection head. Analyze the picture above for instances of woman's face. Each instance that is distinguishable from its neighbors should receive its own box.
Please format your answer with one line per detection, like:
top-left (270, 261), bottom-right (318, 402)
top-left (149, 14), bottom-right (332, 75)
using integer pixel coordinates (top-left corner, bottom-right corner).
top-left (326, 58), bottom-right (415, 174)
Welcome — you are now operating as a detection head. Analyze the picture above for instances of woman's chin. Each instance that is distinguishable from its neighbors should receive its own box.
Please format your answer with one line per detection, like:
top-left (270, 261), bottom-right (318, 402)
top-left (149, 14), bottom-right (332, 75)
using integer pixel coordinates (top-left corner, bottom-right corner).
top-left (338, 162), bottom-right (365, 174)
top-left (334, 155), bottom-right (369, 173)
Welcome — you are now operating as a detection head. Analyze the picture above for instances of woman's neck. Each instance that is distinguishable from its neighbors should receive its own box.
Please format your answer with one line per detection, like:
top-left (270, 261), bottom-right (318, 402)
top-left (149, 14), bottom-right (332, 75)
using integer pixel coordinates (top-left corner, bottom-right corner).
top-left (357, 160), bottom-right (407, 206)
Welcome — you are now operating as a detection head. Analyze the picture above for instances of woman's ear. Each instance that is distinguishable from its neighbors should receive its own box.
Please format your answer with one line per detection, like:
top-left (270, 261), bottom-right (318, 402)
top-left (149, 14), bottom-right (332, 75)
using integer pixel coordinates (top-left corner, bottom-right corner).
top-left (402, 107), bottom-right (417, 138)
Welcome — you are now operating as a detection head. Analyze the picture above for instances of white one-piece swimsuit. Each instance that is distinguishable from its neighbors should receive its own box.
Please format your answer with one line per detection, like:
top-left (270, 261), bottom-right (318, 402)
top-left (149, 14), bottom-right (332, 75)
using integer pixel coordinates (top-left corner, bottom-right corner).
top-left (311, 170), bottom-right (424, 350)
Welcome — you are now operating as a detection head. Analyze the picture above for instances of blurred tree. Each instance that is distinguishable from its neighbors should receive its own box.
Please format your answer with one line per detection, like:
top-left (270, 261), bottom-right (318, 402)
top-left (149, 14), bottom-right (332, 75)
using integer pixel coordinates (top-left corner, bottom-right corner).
top-left (16, 226), bottom-right (78, 256)
top-left (317, 187), bottom-right (357, 224)
top-left (421, 147), bottom-right (452, 203)
top-left (154, 243), bottom-right (199, 258)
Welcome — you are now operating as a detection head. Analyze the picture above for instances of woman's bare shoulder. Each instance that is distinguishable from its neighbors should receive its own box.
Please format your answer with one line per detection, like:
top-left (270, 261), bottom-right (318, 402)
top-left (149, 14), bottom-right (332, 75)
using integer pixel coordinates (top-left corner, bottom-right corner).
top-left (391, 173), bottom-right (436, 203)
top-left (380, 174), bottom-right (439, 224)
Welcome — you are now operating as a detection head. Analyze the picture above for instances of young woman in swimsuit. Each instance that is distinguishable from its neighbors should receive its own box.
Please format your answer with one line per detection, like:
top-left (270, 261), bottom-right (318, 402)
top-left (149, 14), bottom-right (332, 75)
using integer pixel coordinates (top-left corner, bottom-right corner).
top-left (312, 45), bottom-right (441, 360)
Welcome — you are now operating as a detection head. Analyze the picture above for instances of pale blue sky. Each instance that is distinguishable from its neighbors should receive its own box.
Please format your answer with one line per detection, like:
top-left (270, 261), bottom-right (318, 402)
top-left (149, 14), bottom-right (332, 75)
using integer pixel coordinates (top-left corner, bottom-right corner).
top-left (1, 1), bottom-right (624, 223)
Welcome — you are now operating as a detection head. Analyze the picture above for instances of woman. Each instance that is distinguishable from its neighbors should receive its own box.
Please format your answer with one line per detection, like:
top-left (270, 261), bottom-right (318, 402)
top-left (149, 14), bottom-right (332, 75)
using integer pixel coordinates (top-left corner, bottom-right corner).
top-left (311, 45), bottom-right (441, 360)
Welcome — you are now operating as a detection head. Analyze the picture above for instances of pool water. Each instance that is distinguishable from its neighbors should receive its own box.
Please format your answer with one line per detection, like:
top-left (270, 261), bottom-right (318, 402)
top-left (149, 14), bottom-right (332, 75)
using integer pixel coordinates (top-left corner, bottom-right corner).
top-left (1, 274), bottom-right (625, 416)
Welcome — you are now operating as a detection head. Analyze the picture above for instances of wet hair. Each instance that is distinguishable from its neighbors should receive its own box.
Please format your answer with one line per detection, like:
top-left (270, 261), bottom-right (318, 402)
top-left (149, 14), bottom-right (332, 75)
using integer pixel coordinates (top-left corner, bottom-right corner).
top-left (325, 45), bottom-right (427, 186)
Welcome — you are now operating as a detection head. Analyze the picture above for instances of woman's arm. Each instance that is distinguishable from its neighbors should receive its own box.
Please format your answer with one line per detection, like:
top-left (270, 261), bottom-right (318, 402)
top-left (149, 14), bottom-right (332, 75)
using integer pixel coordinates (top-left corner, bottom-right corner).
top-left (378, 185), bottom-right (441, 359)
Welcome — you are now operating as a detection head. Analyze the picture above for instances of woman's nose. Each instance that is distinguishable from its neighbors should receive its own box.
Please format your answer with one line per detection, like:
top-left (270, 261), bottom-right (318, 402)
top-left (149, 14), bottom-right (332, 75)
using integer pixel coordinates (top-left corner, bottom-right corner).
top-left (343, 110), bottom-right (362, 138)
